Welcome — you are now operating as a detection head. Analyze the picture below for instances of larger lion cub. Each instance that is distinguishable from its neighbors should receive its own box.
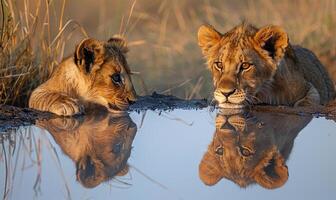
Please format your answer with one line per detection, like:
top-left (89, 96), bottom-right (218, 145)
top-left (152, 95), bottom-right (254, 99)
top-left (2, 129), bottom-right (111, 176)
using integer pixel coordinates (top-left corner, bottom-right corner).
top-left (29, 36), bottom-right (137, 116)
top-left (198, 23), bottom-right (335, 108)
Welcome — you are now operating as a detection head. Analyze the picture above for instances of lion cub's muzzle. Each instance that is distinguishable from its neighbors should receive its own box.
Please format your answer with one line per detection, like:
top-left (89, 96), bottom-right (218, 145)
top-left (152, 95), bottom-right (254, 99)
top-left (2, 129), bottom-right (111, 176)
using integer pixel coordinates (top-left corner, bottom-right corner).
top-left (216, 113), bottom-right (246, 133)
top-left (214, 88), bottom-right (246, 109)
top-left (108, 91), bottom-right (137, 112)
top-left (127, 91), bottom-right (137, 105)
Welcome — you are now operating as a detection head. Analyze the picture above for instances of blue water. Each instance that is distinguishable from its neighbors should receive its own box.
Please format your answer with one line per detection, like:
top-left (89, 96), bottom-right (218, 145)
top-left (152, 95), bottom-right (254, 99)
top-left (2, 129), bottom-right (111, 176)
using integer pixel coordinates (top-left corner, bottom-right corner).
top-left (1, 109), bottom-right (335, 200)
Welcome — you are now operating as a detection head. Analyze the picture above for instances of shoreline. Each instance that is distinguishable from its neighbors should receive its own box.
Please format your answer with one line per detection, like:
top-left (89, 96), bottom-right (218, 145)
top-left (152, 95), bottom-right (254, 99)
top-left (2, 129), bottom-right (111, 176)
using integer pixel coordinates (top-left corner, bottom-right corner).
top-left (1, 93), bottom-right (336, 132)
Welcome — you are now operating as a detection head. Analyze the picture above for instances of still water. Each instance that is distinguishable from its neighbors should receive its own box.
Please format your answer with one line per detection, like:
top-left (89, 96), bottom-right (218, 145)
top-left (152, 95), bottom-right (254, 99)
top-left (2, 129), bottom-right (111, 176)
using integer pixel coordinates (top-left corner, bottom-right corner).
top-left (1, 109), bottom-right (336, 200)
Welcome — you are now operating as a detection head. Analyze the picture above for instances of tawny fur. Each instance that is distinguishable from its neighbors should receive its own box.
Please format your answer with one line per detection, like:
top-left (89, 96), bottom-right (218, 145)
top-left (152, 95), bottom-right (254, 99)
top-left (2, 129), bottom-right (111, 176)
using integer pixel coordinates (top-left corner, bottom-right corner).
top-left (199, 110), bottom-right (312, 189)
top-left (29, 36), bottom-right (137, 116)
top-left (37, 110), bottom-right (137, 188)
top-left (198, 23), bottom-right (335, 107)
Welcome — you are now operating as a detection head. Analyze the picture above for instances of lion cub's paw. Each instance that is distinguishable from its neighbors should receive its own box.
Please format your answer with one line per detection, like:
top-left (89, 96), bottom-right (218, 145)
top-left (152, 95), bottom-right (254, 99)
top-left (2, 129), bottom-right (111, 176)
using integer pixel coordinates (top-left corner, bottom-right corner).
top-left (50, 98), bottom-right (84, 116)
top-left (294, 84), bottom-right (320, 107)
top-left (294, 98), bottom-right (312, 107)
top-left (51, 117), bottom-right (83, 131)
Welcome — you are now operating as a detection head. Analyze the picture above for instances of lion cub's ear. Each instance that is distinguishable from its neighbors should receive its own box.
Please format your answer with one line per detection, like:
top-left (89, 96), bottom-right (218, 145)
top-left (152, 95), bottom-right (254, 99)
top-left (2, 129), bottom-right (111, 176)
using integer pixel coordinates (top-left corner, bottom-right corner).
top-left (254, 151), bottom-right (288, 189)
top-left (107, 35), bottom-right (129, 54)
top-left (116, 164), bottom-right (129, 176)
top-left (74, 38), bottom-right (105, 73)
top-left (254, 25), bottom-right (288, 63)
top-left (199, 150), bottom-right (222, 186)
top-left (198, 25), bottom-right (222, 56)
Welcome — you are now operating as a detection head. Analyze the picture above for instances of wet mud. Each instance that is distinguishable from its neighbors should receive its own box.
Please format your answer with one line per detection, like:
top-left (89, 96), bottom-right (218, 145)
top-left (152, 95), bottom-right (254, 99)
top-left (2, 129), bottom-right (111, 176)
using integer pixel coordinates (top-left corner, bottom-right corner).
top-left (0, 93), bottom-right (208, 132)
top-left (1, 92), bottom-right (336, 132)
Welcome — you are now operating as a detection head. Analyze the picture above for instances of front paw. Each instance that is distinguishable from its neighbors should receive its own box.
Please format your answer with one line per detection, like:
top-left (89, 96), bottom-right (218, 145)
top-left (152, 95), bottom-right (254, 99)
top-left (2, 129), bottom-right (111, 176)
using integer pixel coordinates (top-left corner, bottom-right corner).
top-left (36, 117), bottom-right (82, 132)
top-left (294, 98), bottom-right (312, 107)
top-left (50, 98), bottom-right (84, 116)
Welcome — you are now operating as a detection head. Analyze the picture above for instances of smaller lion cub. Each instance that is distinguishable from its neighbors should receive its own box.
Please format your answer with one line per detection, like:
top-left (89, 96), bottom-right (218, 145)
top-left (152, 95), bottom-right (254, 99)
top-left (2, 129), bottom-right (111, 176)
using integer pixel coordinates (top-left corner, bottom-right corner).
top-left (198, 23), bottom-right (335, 108)
top-left (29, 36), bottom-right (137, 116)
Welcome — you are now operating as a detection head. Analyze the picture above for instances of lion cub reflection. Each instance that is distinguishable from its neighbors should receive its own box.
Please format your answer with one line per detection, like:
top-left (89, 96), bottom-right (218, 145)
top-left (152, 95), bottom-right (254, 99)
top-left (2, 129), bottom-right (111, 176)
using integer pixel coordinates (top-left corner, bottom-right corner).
top-left (199, 110), bottom-right (311, 189)
top-left (37, 111), bottom-right (137, 188)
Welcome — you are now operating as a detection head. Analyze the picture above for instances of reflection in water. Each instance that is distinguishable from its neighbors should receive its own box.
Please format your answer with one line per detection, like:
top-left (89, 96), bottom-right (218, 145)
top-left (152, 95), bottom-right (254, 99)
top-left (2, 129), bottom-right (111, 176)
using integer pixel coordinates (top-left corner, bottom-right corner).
top-left (1, 109), bottom-right (336, 199)
top-left (37, 111), bottom-right (137, 188)
top-left (199, 110), bottom-right (312, 189)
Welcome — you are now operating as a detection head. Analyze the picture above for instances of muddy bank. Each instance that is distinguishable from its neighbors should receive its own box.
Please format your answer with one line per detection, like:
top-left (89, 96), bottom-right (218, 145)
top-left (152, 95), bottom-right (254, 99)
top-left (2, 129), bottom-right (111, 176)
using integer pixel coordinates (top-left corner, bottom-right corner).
top-left (129, 92), bottom-right (208, 111)
top-left (253, 101), bottom-right (336, 121)
top-left (0, 105), bottom-right (54, 132)
top-left (1, 92), bottom-right (336, 132)
top-left (0, 93), bottom-right (208, 132)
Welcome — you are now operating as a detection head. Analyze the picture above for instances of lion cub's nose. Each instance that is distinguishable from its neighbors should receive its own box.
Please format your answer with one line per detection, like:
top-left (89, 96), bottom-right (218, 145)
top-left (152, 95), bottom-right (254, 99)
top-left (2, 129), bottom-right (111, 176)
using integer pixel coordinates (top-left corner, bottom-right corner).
top-left (127, 98), bottom-right (136, 105)
top-left (221, 88), bottom-right (236, 97)
top-left (127, 92), bottom-right (137, 104)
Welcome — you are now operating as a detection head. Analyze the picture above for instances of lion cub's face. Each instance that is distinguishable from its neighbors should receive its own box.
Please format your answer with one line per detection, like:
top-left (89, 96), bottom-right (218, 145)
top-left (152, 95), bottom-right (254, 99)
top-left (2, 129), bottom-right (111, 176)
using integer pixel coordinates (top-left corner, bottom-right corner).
top-left (74, 37), bottom-right (137, 111)
top-left (198, 23), bottom-right (288, 108)
top-left (199, 111), bottom-right (311, 189)
top-left (37, 111), bottom-right (137, 188)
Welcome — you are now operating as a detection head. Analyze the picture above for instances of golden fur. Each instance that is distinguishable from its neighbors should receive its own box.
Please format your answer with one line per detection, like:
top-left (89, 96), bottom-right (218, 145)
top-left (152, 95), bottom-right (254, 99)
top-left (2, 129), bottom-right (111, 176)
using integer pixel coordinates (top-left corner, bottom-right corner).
top-left (29, 36), bottom-right (137, 116)
top-left (37, 109), bottom-right (137, 188)
top-left (199, 110), bottom-right (312, 189)
top-left (198, 23), bottom-right (335, 108)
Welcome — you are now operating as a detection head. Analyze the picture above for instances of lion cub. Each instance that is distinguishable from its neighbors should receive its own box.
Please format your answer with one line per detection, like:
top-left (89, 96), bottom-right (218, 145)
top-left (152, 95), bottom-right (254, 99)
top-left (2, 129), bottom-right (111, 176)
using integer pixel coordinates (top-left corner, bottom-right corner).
top-left (29, 36), bottom-right (137, 116)
top-left (37, 110), bottom-right (137, 188)
top-left (199, 110), bottom-right (312, 189)
top-left (198, 23), bottom-right (335, 108)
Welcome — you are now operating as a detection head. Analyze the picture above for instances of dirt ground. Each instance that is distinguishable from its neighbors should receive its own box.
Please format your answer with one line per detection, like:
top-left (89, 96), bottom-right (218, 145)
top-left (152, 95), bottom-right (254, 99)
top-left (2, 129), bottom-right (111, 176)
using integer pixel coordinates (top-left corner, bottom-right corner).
top-left (0, 93), bottom-right (207, 132)
top-left (1, 93), bottom-right (336, 132)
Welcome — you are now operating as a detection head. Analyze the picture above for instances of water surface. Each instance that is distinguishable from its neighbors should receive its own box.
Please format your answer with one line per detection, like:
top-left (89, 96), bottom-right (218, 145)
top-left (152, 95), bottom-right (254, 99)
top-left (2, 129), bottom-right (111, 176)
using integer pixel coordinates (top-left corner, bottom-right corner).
top-left (1, 109), bottom-right (335, 200)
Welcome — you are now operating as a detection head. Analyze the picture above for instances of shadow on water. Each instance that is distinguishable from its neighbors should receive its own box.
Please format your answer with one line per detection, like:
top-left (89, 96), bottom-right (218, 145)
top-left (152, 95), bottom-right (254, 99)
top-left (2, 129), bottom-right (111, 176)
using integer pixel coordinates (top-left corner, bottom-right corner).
top-left (199, 109), bottom-right (312, 189)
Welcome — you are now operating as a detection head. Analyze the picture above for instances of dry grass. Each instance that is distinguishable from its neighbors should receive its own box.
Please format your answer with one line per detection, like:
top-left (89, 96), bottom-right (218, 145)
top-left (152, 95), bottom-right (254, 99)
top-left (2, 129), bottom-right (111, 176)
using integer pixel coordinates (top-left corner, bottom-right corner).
top-left (0, 0), bottom-right (87, 106)
top-left (0, 0), bottom-right (335, 106)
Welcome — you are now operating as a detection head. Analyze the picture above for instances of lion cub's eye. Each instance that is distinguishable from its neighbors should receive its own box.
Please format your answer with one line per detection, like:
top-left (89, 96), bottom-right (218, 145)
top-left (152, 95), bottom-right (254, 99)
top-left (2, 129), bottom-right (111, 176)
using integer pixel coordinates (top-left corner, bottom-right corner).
top-left (240, 62), bottom-right (253, 71)
top-left (213, 61), bottom-right (223, 72)
top-left (239, 146), bottom-right (254, 157)
top-left (112, 142), bottom-right (122, 154)
top-left (215, 146), bottom-right (224, 155)
top-left (111, 73), bottom-right (122, 85)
